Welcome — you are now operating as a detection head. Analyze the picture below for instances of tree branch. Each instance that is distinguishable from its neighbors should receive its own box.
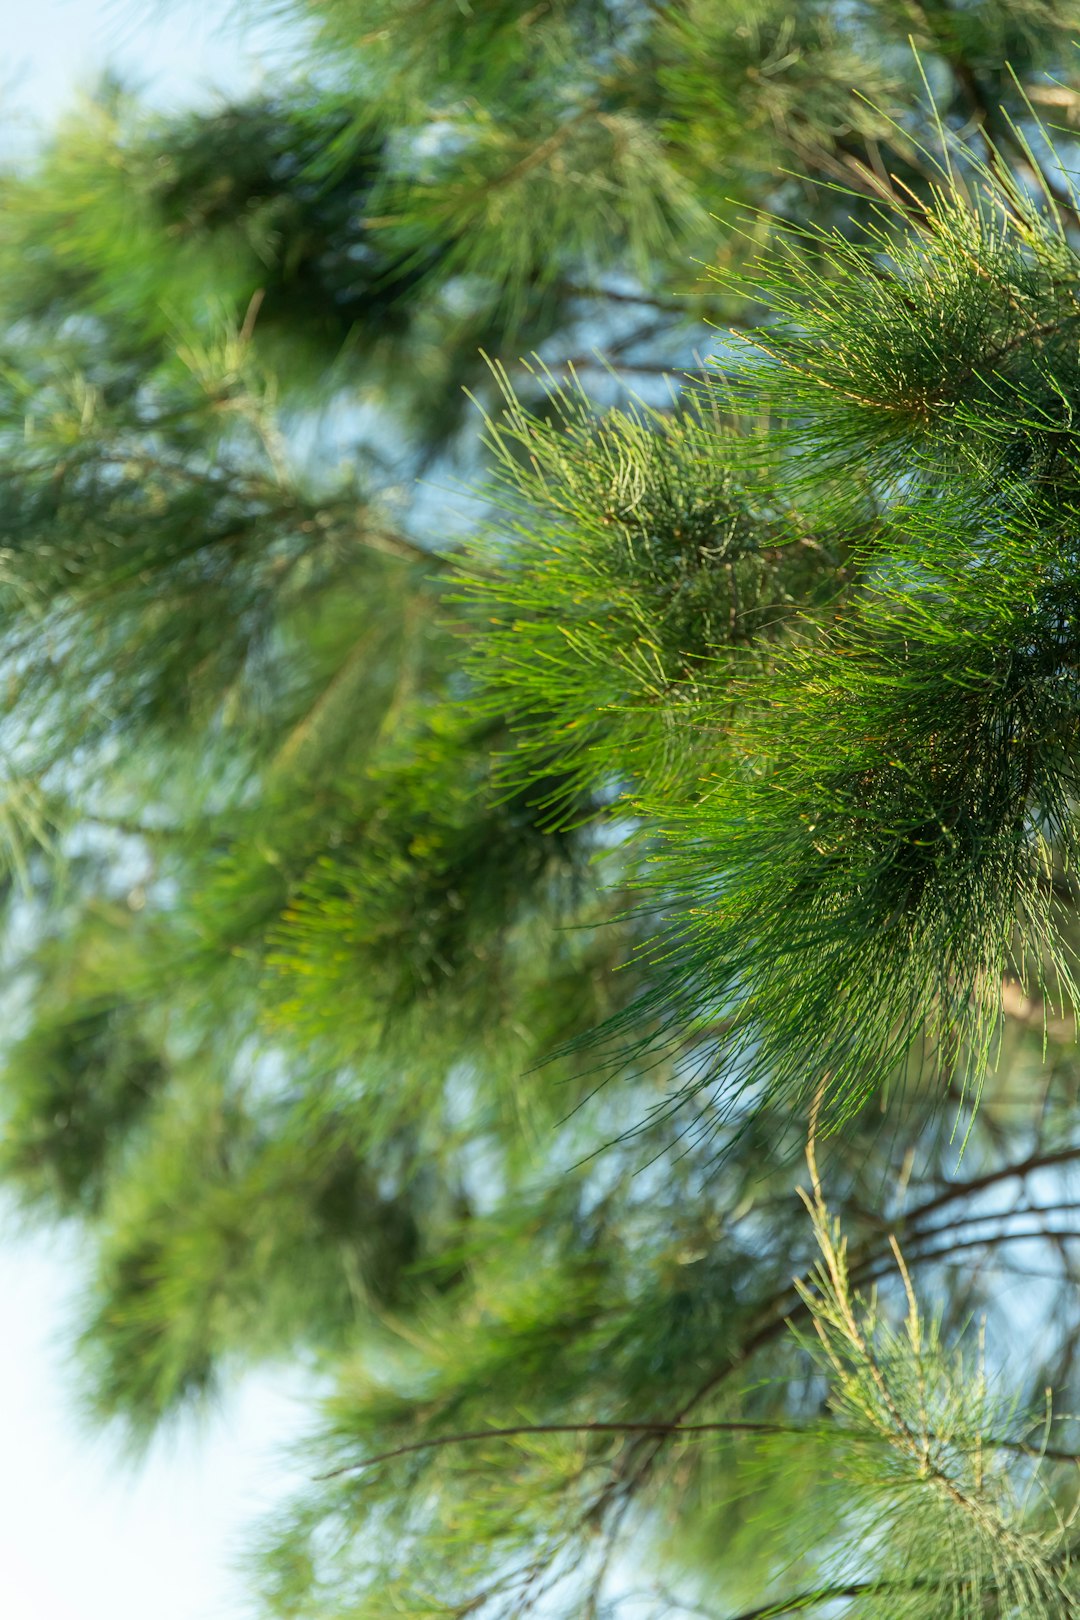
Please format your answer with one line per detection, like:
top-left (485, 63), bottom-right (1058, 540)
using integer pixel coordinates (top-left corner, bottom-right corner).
top-left (595, 1142), bottom-right (1080, 1511)
top-left (316, 1418), bottom-right (800, 1478)
top-left (321, 1411), bottom-right (1080, 1481)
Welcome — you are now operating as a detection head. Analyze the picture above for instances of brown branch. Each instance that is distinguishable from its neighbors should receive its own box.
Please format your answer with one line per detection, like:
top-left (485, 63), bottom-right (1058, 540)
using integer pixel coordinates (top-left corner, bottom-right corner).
top-left (319, 1413), bottom-right (1080, 1483)
top-left (857, 1225), bottom-right (1080, 1295)
top-left (462, 102), bottom-right (599, 201)
top-left (724, 1578), bottom-right (928, 1620)
top-left (722, 1570), bottom-right (983, 1620)
top-left (961, 312), bottom-right (1080, 382)
top-left (599, 1141), bottom-right (1080, 1509)
top-left (559, 282), bottom-right (700, 315)
top-left (548, 358), bottom-right (707, 378)
top-left (315, 1418), bottom-right (799, 1478)
top-left (895, 1141), bottom-right (1080, 1231)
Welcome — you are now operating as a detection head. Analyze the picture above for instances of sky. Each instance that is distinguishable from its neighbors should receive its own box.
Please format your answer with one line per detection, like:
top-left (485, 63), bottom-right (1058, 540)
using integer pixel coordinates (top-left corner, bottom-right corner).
top-left (0, 1225), bottom-right (315, 1620)
top-left (1, 7), bottom-right (318, 1618)
top-left (3, 0), bottom-right (300, 136)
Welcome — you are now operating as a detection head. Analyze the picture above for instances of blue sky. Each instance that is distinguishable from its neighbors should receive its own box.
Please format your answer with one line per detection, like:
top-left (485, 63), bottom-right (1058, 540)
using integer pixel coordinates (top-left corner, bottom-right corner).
top-left (1, 6), bottom-right (317, 1617)
top-left (4, 0), bottom-right (300, 135)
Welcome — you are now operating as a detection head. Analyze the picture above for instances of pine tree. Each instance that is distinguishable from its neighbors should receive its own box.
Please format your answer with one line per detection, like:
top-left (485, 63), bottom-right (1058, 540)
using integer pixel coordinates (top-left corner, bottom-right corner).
top-left (4, 3), bottom-right (1080, 1616)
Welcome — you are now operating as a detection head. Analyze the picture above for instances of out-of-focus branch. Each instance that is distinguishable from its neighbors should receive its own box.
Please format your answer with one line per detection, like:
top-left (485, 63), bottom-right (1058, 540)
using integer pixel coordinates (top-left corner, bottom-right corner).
top-left (594, 1138), bottom-right (1080, 1515)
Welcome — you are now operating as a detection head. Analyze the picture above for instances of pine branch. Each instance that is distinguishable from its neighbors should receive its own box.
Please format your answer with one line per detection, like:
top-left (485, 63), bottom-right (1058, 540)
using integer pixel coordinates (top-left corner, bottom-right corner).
top-left (560, 282), bottom-right (702, 315)
top-left (316, 1419), bottom-right (802, 1478)
top-left (899, 1142), bottom-right (1080, 1230)
top-left (590, 1142), bottom-right (1080, 1515)
top-left (722, 1574), bottom-right (953, 1620)
top-left (320, 1413), bottom-right (1080, 1481)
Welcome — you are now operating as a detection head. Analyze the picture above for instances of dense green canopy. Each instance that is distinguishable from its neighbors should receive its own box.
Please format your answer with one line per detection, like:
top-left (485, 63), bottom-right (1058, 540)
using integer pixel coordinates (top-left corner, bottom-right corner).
top-left (5, 2), bottom-right (1080, 1616)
